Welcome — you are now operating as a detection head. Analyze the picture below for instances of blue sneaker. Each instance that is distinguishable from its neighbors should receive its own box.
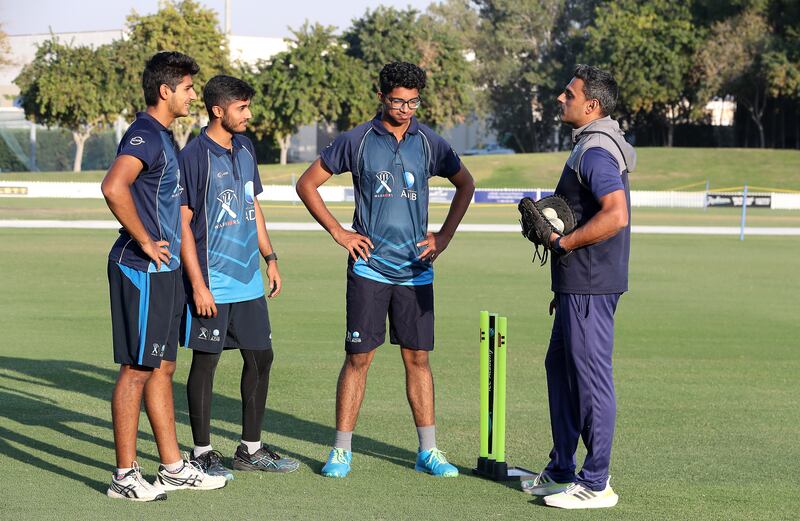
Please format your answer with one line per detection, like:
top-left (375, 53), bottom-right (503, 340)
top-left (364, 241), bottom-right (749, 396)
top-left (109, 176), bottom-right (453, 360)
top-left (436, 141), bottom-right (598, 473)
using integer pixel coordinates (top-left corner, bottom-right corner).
top-left (321, 448), bottom-right (352, 478)
top-left (415, 448), bottom-right (458, 477)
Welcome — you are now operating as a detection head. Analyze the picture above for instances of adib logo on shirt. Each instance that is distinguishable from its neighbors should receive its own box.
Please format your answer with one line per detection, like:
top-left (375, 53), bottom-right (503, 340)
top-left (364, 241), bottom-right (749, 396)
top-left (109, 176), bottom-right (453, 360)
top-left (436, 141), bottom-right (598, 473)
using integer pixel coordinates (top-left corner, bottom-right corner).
top-left (401, 171), bottom-right (416, 201)
top-left (244, 181), bottom-right (256, 221)
top-left (374, 171), bottom-right (394, 198)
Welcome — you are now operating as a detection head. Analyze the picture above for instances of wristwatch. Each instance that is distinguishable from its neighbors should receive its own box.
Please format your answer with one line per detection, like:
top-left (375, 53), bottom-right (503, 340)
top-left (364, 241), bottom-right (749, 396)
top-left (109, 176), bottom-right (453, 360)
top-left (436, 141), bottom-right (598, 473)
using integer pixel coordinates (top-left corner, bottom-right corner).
top-left (263, 252), bottom-right (278, 263)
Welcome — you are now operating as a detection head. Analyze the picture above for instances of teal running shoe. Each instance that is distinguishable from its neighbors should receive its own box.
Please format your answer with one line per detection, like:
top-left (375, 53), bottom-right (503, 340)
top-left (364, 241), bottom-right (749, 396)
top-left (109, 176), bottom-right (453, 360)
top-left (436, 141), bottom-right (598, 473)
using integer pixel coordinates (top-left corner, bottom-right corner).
top-left (321, 448), bottom-right (352, 478)
top-left (415, 448), bottom-right (458, 477)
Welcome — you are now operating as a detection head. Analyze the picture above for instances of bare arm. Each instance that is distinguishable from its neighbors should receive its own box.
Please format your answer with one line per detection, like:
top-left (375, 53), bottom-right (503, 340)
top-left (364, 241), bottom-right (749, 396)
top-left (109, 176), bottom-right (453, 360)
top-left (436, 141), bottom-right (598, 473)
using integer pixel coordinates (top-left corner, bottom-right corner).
top-left (418, 164), bottom-right (475, 261)
top-left (179, 205), bottom-right (217, 317)
top-left (101, 155), bottom-right (170, 270)
top-left (254, 201), bottom-right (281, 298)
top-left (557, 189), bottom-right (628, 251)
top-left (295, 158), bottom-right (374, 261)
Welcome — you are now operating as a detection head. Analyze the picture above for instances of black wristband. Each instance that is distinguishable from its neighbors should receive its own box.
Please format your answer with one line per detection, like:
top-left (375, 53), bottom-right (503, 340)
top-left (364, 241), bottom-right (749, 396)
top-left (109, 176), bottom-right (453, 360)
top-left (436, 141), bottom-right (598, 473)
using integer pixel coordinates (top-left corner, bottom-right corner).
top-left (553, 236), bottom-right (566, 254)
top-left (263, 252), bottom-right (278, 262)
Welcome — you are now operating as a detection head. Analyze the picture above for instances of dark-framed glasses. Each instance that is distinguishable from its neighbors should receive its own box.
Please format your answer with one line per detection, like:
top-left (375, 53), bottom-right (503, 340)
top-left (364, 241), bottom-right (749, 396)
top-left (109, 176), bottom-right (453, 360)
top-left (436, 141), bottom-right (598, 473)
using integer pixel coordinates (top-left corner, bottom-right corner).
top-left (384, 96), bottom-right (422, 110)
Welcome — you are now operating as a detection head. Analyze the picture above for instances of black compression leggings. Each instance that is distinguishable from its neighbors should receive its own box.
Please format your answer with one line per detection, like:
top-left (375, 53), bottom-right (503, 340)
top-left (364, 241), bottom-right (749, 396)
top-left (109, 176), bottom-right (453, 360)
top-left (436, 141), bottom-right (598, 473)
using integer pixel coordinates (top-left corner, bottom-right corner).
top-left (187, 348), bottom-right (274, 446)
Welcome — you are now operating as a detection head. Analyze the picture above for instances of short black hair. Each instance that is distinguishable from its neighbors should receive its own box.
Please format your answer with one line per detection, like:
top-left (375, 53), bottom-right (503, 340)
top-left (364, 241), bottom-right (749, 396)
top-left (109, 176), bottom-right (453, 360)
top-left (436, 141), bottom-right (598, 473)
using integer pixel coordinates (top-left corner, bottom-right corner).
top-left (379, 62), bottom-right (426, 94)
top-left (573, 64), bottom-right (618, 116)
top-left (142, 51), bottom-right (200, 107)
top-left (203, 75), bottom-right (255, 118)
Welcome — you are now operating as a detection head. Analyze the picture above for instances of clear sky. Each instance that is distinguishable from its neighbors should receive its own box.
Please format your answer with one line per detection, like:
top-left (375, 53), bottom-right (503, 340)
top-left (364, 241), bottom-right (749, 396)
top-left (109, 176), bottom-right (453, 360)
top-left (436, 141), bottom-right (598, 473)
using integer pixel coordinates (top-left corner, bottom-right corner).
top-left (1, 0), bottom-right (435, 37)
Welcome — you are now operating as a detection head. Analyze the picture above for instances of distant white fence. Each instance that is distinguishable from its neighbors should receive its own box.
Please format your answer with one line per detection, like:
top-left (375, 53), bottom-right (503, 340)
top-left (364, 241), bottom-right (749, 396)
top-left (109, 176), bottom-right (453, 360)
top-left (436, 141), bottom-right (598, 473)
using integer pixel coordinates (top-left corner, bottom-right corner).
top-left (1, 181), bottom-right (799, 209)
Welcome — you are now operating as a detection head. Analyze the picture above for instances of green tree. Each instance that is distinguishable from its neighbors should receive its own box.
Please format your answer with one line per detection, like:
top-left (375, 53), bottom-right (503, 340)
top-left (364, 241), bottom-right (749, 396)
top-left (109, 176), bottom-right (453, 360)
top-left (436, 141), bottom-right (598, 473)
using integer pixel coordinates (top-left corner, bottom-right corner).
top-left (343, 6), bottom-right (475, 128)
top-left (0, 24), bottom-right (11, 67)
top-left (115, 0), bottom-right (229, 147)
top-left (581, 0), bottom-right (701, 146)
top-left (472, 0), bottom-right (563, 152)
top-left (694, 7), bottom-right (782, 148)
top-left (14, 38), bottom-right (122, 171)
top-left (246, 24), bottom-right (371, 164)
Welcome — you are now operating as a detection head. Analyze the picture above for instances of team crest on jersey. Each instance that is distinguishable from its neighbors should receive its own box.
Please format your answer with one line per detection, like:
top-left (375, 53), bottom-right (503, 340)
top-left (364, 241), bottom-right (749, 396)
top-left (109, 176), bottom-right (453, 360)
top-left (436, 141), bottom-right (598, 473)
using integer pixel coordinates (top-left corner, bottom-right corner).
top-left (375, 171), bottom-right (394, 198)
top-left (215, 189), bottom-right (241, 228)
top-left (129, 136), bottom-right (145, 146)
top-left (401, 171), bottom-right (417, 201)
top-left (171, 170), bottom-right (183, 198)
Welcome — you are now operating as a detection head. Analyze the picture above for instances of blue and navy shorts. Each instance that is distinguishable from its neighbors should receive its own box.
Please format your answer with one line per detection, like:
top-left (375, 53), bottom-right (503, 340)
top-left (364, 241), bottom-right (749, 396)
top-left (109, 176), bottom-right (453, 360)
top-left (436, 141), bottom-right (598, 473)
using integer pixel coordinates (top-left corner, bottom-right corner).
top-left (108, 261), bottom-right (184, 368)
top-left (345, 268), bottom-right (434, 353)
top-left (180, 296), bottom-right (272, 354)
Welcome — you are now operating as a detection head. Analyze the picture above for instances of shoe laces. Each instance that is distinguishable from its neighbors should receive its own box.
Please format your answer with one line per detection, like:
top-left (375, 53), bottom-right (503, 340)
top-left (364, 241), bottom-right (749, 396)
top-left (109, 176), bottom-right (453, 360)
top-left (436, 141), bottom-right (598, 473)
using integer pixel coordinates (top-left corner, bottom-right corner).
top-left (182, 452), bottom-right (208, 476)
top-left (251, 445), bottom-right (280, 464)
top-left (426, 448), bottom-right (449, 466)
top-left (200, 449), bottom-right (225, 466)
top-left (330, 448), bottom-right (349, 465)
top-left (128, 461), bottom-right (154, 489)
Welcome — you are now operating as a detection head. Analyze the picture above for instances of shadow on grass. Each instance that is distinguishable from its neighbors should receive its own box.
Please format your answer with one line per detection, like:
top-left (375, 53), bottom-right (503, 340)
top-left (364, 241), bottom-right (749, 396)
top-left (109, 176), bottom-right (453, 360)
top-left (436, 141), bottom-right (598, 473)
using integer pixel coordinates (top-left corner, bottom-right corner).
top-left (0, 356), bottom-right (418, 489)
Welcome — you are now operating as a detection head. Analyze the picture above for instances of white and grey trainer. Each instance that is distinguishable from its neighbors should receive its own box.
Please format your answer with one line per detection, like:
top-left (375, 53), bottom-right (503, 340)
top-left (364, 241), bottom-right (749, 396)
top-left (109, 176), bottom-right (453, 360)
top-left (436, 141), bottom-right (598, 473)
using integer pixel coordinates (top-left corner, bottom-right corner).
top-left (521, 470), bottom-right (573, 496)
top-left (156, 455), bottom-right (227, 491)
top-left (543, 478), bottom-right (619, 509)
top-left (107, 462), bottom-right (167, 502)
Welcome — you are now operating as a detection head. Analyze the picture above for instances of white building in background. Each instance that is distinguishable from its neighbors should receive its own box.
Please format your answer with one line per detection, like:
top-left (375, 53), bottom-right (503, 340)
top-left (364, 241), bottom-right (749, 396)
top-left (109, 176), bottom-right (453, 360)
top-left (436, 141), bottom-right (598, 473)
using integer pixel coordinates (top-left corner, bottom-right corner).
top-left (705, 96), bottom-right (736, 126)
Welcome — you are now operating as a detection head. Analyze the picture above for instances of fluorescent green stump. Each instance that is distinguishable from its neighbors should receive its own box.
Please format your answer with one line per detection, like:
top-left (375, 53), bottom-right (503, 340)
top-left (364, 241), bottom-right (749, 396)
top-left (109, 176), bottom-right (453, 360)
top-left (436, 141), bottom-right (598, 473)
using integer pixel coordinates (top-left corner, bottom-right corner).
top-left (473, 311), bottom-right (535, 481)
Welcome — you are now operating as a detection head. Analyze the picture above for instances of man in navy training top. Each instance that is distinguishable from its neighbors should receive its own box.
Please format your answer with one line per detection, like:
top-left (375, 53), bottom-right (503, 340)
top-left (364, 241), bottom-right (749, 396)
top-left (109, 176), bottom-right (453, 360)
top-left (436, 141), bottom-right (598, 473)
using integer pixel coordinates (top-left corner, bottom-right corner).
top-left (179, 74), bottom-right (299, 478)
top-left (102, 51), bottom-right (227, 502)
top-left (296, 62), bottom-right (475, 478)
top-left (520, 64), bottom-right (636, 510)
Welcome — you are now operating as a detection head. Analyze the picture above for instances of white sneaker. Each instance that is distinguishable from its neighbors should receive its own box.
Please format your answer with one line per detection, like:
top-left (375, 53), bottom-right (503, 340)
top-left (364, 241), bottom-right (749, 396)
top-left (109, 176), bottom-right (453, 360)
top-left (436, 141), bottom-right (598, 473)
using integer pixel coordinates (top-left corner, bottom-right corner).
top-left (107, 462), bottom-right (167, 502)
top-left (521, 470), bottom-right (573, 496)
top-left (543, 478), bottom-right (619, 509)
top-left (156, 455), bottom-right (227, 491)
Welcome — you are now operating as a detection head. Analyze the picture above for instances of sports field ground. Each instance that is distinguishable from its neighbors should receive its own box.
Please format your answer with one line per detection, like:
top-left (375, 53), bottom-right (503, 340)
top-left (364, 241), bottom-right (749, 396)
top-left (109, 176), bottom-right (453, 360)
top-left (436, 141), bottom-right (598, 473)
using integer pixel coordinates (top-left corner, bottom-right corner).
top-left (1, 199), bottom-right (798, 519)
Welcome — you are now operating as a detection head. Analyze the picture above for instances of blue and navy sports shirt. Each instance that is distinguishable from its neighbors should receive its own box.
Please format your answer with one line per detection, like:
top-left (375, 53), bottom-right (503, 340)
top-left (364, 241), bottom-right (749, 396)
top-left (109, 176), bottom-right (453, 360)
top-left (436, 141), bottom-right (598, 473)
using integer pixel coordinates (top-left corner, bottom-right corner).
top-left (552, 147), bottom-right (630, 294)
top-left (179, 129), bottom-right (265, 304)
top-left (108, 112), bottom-right (184, 272)
top-left (320, 114), bottom-right (461, 285)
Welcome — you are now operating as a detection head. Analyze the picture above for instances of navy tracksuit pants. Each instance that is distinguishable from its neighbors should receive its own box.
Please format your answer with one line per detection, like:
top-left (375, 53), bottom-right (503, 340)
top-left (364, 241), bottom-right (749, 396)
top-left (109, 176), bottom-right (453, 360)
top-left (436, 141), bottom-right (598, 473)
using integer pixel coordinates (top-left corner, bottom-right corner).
top-left (544, 292), bottom-right (621, 491)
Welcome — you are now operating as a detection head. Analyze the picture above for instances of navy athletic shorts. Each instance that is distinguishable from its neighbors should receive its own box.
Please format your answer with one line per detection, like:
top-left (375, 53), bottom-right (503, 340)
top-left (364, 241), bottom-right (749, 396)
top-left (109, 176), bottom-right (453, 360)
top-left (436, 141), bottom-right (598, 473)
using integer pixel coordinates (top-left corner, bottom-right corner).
top-left (344, 268), bottom-right (434, 353)
top-left (181, 296), bottom-right (272, 354)
top-left (108, 261), bottom-right (184, 368)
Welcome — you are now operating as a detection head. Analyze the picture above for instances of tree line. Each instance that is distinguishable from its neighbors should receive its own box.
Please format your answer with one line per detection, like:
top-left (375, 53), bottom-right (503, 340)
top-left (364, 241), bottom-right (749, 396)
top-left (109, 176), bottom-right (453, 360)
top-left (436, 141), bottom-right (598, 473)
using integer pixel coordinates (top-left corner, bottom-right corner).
top-left (12, 0), bottom-right (800, 171)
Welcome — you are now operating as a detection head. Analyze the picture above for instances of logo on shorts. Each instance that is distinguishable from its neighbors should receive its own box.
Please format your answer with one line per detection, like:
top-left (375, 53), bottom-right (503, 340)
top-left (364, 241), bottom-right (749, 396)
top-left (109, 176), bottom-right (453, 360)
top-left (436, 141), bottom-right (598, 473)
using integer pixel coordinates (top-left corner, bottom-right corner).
top-left (375, 171), bottom-right (394, 198)
top-left (346, 331), bottom-right (361, 343)
top-left (151, 343), bottom-right (165, 357)
top-left (129, 136), bottom-right (145, 146)
top-left (199, 327), bottom-right (221, 342)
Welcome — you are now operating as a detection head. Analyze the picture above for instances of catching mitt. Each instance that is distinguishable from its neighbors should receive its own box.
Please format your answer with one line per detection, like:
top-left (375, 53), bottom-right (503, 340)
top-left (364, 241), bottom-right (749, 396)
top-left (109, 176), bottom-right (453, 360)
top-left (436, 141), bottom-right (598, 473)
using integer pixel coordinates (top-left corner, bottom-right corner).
top-left (518, 195), bottom-right (576, 266)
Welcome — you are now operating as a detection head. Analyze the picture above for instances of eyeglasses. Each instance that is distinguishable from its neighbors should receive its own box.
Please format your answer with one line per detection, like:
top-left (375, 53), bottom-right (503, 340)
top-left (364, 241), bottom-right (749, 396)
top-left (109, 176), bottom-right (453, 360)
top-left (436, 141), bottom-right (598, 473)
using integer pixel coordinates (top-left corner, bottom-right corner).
top-left (383, 96), bottom-right (422, 110)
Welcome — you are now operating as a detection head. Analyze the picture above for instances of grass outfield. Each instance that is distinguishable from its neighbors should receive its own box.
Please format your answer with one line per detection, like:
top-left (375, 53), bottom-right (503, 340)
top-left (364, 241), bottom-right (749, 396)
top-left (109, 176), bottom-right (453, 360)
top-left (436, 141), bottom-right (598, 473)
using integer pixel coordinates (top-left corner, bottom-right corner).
top-left (1, 227), bottom-right (797, 520)
top-left (1, 197), bottom-right (799, 228)
top-left (2, 147), bottom-right (799, 191)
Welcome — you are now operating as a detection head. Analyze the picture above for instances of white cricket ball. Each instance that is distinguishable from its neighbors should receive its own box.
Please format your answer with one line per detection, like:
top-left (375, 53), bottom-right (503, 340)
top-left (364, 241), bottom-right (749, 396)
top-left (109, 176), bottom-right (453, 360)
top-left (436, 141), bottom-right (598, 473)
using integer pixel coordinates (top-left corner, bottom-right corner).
top-left (541, 207), bottom-right (557, 219)
top-left (549, 217), bottom-right (565, 233)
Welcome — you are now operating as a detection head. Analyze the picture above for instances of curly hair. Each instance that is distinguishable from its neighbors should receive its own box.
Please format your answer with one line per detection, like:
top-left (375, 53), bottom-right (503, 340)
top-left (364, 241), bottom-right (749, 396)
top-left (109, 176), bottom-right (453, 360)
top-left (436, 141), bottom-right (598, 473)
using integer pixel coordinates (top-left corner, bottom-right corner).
top-left (379, 62), bottom-right (427, 94)
top-left (142, 51), bottom-right (200, 107)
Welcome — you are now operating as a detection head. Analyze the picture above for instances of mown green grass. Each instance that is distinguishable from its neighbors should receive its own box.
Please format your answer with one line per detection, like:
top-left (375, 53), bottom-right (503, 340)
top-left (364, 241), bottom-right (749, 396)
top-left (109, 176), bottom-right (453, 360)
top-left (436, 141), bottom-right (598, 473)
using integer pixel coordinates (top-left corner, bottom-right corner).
top-left (0, 227), bottom-right (797, 520)
top-left (3, 147), bottom-right (799, 191)
top-left (1, 197), bottom-right (798, 228)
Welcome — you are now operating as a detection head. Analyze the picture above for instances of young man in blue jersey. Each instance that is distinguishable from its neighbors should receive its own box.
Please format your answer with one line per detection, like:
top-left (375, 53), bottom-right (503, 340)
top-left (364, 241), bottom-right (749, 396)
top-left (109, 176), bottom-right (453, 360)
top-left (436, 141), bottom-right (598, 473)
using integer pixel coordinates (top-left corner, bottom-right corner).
top-left (178, 75), bottom-right (299, 478)
top-left (520, 65), bottom-right (635, 509)
top-left (297, 62), bottom-right (475, 478)
top-left (102, 51), bottom-right (227, 501)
